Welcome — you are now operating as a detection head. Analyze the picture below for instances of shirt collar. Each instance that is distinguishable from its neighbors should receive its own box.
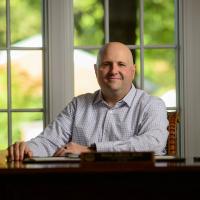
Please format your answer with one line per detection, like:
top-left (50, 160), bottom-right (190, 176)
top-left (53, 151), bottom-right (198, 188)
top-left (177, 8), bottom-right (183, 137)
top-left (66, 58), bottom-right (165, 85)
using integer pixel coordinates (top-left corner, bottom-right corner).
top-left (93, 90), bottom-right (104, 105)
top-left (93, 85), bottom-right (136, 107)
top-left (121, 85), bottom-right (136, 107)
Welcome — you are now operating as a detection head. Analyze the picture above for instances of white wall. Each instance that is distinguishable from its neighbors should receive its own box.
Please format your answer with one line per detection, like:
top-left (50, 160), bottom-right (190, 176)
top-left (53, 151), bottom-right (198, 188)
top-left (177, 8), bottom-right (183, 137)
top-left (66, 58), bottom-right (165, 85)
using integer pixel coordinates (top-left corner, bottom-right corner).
top-left (182, 0), bottom-right (200, 158)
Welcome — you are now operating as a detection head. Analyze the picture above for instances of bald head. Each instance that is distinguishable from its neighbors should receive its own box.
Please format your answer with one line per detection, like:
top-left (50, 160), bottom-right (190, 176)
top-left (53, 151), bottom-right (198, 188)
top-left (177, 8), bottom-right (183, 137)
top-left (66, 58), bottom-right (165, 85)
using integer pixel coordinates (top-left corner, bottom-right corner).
top-left (96, 42), bottom-right (134, 67)
top-left (94, 42), bottom-right (136, 105)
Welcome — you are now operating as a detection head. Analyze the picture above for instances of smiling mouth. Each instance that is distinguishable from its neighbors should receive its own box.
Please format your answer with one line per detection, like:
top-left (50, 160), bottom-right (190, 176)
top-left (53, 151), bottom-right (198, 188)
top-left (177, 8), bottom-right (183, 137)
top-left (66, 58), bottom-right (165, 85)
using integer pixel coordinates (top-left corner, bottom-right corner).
top-left (107, 77), bottom-right (121, 80)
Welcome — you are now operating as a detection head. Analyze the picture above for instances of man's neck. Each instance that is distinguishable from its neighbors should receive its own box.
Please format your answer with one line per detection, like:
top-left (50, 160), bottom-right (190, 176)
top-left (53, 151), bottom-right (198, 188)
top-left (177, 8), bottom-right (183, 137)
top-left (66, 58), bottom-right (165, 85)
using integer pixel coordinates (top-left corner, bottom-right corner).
top-left (101, 86), bottom-right (132, 107)
top-left (102, 91), bottom-right (126, 107)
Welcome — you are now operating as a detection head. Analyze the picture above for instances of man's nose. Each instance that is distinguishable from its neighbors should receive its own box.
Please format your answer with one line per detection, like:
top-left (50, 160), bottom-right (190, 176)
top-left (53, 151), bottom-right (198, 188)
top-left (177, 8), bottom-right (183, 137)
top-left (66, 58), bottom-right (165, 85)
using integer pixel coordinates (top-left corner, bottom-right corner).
top-left (109, 63), bottom-right (119, 73)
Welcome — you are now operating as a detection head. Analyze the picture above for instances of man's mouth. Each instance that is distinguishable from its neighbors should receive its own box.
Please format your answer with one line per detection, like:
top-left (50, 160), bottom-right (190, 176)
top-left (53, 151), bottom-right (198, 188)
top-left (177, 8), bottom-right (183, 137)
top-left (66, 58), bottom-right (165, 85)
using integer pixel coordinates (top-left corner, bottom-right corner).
top-left (107, 76), bottom-right (121, 80)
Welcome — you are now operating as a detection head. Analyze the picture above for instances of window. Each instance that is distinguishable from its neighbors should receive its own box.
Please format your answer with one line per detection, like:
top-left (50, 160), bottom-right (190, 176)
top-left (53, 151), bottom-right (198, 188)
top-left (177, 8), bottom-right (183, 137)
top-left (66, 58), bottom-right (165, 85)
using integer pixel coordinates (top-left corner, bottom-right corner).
top-left (73, 0), bottom-right (178, 110)
top-left (0, 0), bottom-right (48, 149)
top-left (3, 0), bottom-right (199, 157)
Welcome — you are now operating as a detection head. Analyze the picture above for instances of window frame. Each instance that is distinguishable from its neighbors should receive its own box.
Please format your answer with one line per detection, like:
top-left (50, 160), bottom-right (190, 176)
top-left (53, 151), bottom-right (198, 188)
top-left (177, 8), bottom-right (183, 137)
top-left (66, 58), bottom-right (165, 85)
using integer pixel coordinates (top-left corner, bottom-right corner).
top-left (0, 0), bottom-right (49, 147)
top-left (48, 0), bottom-right (74, 120)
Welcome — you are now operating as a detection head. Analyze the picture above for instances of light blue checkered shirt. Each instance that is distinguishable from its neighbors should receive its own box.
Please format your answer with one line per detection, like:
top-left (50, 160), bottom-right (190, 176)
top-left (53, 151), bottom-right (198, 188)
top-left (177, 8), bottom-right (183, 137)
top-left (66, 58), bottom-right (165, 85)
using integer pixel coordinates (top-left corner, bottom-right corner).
top-left (27, 85), bottom-right (169, 156)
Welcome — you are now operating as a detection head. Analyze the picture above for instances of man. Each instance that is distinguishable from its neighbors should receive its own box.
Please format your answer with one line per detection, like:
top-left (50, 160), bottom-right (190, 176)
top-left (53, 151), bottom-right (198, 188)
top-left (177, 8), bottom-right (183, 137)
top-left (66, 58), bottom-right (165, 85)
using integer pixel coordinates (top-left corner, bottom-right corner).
top-left (8, 42), bottom-right (168, 161)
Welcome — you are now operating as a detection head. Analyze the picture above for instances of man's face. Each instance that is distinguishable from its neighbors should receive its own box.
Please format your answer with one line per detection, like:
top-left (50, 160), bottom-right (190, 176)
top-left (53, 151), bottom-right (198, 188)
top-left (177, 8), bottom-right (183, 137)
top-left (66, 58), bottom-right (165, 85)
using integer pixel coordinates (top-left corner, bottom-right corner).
top-left (95, 43), bottom-right (135, 95)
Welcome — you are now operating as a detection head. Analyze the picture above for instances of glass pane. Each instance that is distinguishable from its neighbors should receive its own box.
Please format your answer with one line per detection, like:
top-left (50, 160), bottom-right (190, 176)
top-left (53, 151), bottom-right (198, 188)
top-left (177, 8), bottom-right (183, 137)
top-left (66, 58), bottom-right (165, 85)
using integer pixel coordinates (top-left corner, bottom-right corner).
top-left (0, 0), bottom-right (6, 47)
top-left (11, 50), bottom-right (43, 108)
top-left (10, 0), bottom-right (42, 47)
top-left (0, 51), bottom-right (7, 108)
top-left (12, 112), bottom-right (43, 143)
top-left (74, 0), bottom-right (104, 46)
top-left (144, 49), bottom-right (176, 107)
top-left (144, 0), bottom-right (175, 45)
top-left (0, 113), bottom-right (8, 150)
top-left (74, 49), bottom-right (99, 96)
top-left (109, 0), bottom-right (139, 45)
top-left (12, 35), bottom-right (42, 48)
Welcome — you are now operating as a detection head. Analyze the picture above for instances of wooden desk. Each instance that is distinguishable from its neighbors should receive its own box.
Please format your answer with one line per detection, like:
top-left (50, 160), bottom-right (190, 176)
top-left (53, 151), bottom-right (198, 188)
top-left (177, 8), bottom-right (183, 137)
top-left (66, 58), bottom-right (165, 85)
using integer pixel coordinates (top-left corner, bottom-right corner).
top-left (0, 156), bottom-right (200, 200)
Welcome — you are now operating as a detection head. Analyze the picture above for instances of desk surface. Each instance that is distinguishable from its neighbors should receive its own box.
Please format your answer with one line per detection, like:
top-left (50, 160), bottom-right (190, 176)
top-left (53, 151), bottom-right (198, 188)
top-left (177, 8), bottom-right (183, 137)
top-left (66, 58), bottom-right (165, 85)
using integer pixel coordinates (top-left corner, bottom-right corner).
top-left (0, 153), bottom-right (200, 171)
top-left (1, 154), bottom-right (200, 200)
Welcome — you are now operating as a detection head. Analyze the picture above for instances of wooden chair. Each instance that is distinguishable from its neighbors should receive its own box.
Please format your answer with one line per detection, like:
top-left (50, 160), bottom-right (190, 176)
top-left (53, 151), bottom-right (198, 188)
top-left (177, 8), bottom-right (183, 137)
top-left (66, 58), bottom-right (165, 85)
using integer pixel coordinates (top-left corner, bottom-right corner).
top-left (0, 149), bottom-right (8, 166)
top-left (166, 111), bottom-right (179, 156)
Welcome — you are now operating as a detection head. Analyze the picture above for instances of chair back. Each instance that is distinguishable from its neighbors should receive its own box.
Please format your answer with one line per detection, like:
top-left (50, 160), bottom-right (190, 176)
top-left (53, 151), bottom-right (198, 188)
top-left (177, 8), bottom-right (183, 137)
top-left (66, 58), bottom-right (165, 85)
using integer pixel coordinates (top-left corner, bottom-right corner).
top-left (166, 111), bottom-right (179, 156)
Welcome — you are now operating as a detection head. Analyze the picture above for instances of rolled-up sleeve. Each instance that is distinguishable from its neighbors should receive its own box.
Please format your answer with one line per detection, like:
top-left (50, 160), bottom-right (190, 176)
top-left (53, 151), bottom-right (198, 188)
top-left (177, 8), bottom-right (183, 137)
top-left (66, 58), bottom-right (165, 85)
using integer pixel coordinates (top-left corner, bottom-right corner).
top-left (26, 99), bottom-right (76, 156)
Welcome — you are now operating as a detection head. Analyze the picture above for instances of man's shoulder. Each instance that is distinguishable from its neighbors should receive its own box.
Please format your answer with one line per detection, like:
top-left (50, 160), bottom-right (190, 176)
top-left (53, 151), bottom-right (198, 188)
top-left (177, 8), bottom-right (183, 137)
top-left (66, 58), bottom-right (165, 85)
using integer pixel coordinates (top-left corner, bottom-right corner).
top-left (135, 88), bottom-right (165, 107)
top-left (62, 90), bottom-right (100, 114)
top-left (73, 90), bottom-right (100, 103)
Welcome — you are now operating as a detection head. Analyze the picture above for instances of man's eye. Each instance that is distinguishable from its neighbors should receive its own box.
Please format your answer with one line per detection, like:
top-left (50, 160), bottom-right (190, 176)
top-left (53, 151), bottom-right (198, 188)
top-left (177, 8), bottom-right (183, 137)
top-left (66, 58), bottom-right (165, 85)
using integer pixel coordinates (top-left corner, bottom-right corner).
top-left (119, 63), bottom-right (126, 67)
top-left (101, 63), bottom-right (110, 67)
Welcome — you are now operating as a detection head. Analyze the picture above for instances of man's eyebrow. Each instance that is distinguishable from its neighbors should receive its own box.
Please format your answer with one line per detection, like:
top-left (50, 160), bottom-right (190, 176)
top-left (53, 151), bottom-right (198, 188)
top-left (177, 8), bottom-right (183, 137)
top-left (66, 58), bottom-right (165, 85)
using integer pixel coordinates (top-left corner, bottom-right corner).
top-left (101, 61), bottom-right (112, 64)
top-left (100, 60), bottom-right (128, 65)
top-left (118, 61), bottom-right (128, 65)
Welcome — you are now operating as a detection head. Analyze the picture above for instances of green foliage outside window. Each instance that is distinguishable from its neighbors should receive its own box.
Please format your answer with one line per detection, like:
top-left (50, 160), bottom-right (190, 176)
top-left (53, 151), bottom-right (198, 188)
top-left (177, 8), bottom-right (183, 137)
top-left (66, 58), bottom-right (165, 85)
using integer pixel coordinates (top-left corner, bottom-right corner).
top-left (74, 0), bottom-right (104, 46)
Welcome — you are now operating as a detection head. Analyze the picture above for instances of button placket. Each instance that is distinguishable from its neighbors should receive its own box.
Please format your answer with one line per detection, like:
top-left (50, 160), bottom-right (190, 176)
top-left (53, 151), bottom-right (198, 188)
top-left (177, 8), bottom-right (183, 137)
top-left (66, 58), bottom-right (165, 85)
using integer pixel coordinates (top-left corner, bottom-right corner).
top-left (101, 109), bottom-right (114, 141)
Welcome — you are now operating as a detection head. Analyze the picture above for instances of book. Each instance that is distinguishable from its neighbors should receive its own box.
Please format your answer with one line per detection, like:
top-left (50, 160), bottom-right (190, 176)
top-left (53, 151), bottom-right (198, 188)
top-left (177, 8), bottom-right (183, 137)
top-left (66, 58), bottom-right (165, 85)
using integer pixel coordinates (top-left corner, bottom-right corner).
top-left (80, 152), bottom-right (154, 163)
top-left (23, 152), bottom-right (155, 164)
top-left (23, 154), bottom-right (80, 163)
top-left (154, 155), bottom-right (185, 162)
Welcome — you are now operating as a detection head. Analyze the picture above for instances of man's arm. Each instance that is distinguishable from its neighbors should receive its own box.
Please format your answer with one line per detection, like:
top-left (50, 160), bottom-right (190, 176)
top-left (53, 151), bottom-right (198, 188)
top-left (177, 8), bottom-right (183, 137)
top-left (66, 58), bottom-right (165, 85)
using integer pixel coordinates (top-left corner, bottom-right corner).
top-left (14, 99), bottom-right (76, 158)
top-left (26, 106), bottom-right (75, 157)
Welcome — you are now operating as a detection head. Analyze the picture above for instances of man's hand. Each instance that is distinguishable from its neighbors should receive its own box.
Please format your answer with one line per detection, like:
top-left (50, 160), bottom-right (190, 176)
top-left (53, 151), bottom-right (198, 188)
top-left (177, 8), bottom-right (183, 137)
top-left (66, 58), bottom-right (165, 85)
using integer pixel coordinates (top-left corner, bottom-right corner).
top-left (53, 142), bottom-right (92, 156)
top-left (7, 142), bottom-right (33, 161)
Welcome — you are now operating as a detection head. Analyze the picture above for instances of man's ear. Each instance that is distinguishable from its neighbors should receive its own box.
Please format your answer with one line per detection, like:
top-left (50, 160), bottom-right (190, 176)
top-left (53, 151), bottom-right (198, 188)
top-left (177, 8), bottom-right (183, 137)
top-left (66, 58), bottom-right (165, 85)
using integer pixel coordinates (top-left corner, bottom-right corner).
top-left (133, 64), bottom-right (136, 71)
top-left (132, 64), bottom-right (136, 78)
